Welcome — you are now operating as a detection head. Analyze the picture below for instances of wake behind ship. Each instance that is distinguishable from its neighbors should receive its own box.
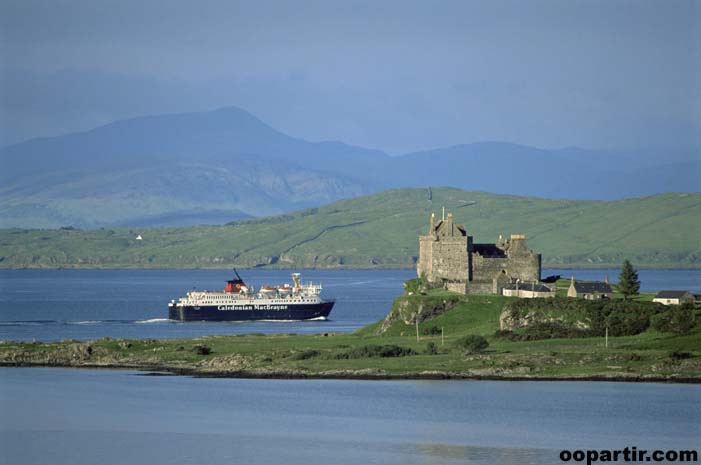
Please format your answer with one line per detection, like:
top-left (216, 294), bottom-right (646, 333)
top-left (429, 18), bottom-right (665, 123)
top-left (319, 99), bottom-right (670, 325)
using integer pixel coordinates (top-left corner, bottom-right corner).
top-left (168, 271), bottom-right (335, 322)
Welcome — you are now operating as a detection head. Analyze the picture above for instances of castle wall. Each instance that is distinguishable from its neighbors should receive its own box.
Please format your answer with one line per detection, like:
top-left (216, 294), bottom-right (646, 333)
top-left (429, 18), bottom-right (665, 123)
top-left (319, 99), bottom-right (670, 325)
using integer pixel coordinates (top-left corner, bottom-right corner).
top-left (504, 237), bottom-right (541, 282)
top-left (417, 236), bottom-right (433, 279)
top-left (505, 251), bottom-right (541, 282)
top-left (446, 282), bottom-right (468, 293)
top-left (428, 238), bottom-right (468, 284)
top-left (470, 255), bottom-right (509, 294)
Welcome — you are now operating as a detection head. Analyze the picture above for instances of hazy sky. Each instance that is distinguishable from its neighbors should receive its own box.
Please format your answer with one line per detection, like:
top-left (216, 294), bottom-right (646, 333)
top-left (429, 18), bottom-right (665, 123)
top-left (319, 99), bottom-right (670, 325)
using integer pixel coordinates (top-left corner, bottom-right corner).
top-left (1, 0), bottom-right (699, 153)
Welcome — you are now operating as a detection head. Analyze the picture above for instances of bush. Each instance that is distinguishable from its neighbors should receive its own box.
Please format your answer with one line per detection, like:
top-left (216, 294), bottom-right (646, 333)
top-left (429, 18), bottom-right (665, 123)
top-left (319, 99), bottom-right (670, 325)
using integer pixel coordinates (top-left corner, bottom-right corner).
top-left (597, 300), bottom-right (655, 336)
top-left (403, 278), bottom-right (424, 295)
top-left (501, 297), bottom-right (662, 340)
top-left (651, 304), bottom-right (696, 335)
top-left (334, 344), bottom-right (417, 359)
top-left (456, 335), bottom-right (489, 353)
top-left (425, 341), bottom-right (438, 355)
top-left (193, 345), bottom-right (211, 355)
top-left (668, 350), bottom-right (693, 360)
top-left (422, 325), bottom-right (442, 336)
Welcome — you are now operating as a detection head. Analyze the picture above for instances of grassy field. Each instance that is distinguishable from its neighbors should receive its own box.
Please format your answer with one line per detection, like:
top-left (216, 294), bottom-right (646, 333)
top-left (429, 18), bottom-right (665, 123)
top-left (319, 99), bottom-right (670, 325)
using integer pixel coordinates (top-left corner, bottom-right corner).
top-left (1, 188), bottom-right (699, 269)
top-left (2, 286), bottom-right (699, 382)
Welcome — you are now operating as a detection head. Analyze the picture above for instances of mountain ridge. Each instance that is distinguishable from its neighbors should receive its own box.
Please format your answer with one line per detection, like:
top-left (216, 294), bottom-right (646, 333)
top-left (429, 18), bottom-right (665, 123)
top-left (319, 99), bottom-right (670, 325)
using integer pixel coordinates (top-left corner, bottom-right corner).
top-left (1, 106), bottom-right (698, 228)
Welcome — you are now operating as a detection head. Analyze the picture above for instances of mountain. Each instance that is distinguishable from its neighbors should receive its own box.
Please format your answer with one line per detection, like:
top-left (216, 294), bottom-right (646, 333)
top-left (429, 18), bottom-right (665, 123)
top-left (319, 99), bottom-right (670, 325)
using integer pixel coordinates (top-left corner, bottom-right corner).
top-left (385, 143), bottom-right (700, 200)
top-left (1, 107), bottom-right (698, 228)
top-left (2, 188), bottom-right (699, 269)
top-left (0, 107), bottom-right (387, 227)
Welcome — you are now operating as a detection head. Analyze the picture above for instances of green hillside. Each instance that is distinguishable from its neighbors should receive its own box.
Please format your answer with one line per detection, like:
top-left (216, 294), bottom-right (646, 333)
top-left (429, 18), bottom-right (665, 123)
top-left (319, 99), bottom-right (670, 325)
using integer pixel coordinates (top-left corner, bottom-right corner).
top-left (1, 188), bottom-right (699, 269)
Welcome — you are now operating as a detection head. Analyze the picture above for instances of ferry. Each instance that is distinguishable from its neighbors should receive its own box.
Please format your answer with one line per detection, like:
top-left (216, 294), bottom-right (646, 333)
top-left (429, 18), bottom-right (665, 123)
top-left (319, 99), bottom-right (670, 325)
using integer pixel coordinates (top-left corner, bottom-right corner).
top-left (168, 271), bottom-right (335, 321)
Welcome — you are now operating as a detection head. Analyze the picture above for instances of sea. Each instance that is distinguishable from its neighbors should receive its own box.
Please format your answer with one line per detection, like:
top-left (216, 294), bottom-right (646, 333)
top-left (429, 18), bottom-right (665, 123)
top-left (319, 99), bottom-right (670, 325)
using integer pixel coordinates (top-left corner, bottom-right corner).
top-left (0, 368), bottom-right (699, 465)
top-left (0, 269), bottom-right (699, 465)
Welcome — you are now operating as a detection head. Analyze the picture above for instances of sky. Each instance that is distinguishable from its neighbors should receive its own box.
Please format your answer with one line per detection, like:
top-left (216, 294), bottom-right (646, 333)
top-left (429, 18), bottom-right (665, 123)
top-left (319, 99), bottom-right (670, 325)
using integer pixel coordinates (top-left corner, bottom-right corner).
top-left (0, 0), bottom-right (699, 154)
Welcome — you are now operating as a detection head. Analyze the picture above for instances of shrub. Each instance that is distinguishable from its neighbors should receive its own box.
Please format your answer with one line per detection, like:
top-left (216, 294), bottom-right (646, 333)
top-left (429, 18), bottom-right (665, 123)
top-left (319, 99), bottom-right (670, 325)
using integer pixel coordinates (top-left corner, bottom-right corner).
top-left (425, 341), bottom-right (438, 355)
top-left (422, 325), bottom-right (442, 336)
top-left (668, 350), bottom-right (693, 360)
top-left (456, 335), bottom-right (489, 353)
top-left (404, 278), bottom-right (424, 295)
top-left (599, 300), bottom-right (654, 336)
top-left (193, 345), bottom-right (211, 355)
top-left (501, 297), bottom-right (661, 340)
top-left (334, 344), bottom-right (417, 359)
top-left (493, 329), bottom-right (515, 339)
top-left (651, 304), bottom-right (696, 335)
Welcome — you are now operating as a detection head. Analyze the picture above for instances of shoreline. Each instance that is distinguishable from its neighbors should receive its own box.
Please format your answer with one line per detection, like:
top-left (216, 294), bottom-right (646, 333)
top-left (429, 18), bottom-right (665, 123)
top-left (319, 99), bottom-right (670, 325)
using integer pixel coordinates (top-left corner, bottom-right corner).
top-left (3, 292), bottom-right (699, 385)
top-left (3, 362), bottom-right (700, 384)
top-left (2, 265), bottom-right (701, 271)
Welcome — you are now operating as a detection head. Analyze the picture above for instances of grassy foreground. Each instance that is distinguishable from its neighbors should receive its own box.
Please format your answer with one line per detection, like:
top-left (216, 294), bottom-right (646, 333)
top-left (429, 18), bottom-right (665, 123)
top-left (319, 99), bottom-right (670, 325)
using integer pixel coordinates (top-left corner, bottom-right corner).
top-left (2, 289), bottom-right (699, 382)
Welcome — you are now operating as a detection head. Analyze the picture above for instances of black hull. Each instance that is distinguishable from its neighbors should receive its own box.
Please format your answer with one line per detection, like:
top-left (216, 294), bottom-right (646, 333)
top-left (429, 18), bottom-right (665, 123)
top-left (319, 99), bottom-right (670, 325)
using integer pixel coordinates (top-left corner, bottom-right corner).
top-left (168, 301), bottom-right (334, 322)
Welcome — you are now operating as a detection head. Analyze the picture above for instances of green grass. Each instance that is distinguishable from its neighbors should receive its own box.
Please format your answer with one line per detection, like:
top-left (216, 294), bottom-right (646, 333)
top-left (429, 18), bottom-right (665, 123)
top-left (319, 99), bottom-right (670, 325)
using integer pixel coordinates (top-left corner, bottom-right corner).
top-left (1, 188), bottom-right (699, 269)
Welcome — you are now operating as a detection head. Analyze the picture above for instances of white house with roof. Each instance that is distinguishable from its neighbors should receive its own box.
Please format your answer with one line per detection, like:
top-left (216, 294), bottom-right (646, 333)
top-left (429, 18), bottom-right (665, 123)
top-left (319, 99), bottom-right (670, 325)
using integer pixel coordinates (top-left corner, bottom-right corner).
top-left (653, 290), bottom-right (694, 306)
top-left (502, 282), bottom-right (555, 298)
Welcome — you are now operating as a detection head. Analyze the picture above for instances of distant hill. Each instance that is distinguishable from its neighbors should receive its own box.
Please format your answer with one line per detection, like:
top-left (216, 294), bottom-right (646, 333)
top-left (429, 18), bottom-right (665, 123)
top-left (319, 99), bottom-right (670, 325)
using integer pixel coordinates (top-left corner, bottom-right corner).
top-left (1, 188), bottom-right (699, 269)
top-left (1, 106), bottom-right (699, 228)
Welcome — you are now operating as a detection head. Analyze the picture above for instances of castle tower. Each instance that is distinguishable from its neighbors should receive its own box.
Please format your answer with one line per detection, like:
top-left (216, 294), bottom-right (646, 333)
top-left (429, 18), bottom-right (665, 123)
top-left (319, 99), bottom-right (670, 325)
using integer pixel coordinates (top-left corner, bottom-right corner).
top-left (417, 211), bottom-right (469, 293)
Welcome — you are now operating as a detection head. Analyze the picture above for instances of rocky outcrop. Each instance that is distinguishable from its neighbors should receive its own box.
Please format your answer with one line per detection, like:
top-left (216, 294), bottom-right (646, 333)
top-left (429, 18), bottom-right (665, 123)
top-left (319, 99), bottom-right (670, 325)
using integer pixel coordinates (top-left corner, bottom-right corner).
top-left (378, 294), bottom-right (463, 333)
top-left (196, 354), bottom-right (252, 372)
top-left (499, 302), bottom-right (590, 331)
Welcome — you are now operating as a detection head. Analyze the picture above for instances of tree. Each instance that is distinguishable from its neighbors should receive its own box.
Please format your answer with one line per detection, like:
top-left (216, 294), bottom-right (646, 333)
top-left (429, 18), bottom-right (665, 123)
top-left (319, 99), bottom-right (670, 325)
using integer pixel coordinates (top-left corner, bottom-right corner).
top-left (618, 259), bottom-right (640, 299)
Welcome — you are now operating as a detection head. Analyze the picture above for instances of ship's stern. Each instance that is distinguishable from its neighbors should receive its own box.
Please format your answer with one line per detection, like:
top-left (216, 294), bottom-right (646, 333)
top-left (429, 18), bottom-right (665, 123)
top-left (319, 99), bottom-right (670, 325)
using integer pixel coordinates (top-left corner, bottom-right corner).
top-left (168, 302), bottom-right (183, 321)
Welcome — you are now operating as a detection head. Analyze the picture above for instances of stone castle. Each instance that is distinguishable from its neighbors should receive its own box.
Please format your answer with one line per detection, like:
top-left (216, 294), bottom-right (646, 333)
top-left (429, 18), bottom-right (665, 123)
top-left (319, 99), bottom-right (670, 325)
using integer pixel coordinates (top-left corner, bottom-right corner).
top-left (417, 211), bottom-right (541, 294)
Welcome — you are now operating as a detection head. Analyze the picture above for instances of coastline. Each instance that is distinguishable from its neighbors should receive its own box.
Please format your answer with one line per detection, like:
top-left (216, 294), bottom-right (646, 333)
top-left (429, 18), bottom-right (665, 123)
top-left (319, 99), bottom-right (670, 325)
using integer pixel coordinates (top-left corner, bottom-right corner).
top-left (2, 278), bottom-right (699, 384)
top-left (2, 361), bottom-right (700, 384)
top-left (2, 265), bottom-right (701, 270)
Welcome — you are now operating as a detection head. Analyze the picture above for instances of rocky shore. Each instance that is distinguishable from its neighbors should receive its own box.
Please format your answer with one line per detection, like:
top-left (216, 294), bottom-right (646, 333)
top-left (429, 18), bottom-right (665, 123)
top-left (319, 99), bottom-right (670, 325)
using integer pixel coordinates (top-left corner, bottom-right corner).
top-left (1, 334), bottom-right (699, 383)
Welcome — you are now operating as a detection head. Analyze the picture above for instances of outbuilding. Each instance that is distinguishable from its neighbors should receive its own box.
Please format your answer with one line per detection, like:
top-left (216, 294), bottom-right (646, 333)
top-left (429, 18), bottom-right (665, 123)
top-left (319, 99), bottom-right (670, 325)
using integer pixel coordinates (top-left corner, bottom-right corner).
top-left (502, 282), bottom-right (555, 299)
top-left (567, 277), bottom-right (613, 300)
top-left (653, 290), bottom-right (694, 306)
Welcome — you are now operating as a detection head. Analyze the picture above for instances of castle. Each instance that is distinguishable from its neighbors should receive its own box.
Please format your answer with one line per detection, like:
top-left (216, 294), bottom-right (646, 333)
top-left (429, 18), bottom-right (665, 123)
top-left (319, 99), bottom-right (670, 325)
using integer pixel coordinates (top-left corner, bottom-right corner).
top-left (417, 211), bottom-right (541, 294)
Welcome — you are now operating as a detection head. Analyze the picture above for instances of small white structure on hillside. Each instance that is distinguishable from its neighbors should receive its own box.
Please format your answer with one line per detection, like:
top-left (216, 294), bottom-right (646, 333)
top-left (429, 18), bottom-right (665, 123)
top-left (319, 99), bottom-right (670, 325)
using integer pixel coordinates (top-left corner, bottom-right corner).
top-left (135, 234), bottom-right (143, 240)
top-left (653, 290), bottom-right (694, 306)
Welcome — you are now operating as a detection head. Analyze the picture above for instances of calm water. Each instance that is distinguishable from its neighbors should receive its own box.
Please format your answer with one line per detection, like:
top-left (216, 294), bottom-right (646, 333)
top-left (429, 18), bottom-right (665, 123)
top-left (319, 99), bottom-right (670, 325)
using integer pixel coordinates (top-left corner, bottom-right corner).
top-left (0, 268), bottom-right (699, 342)
top-left (1, 271), bottom-right (699, 464)
top-left (0, 368), bottom-right (699, 465)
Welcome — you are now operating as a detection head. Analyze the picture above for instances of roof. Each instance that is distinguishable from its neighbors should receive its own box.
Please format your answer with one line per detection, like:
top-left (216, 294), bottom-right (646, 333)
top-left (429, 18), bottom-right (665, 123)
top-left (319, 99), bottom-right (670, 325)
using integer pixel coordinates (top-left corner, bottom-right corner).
top-left (572, 281), bottom-right (612, 294)
top-left (655, 290), bottom-right (692, 299)
top-left (433, 219), bottom-right (467, 237)
top-left (504, 283), bottom-right (553, 293)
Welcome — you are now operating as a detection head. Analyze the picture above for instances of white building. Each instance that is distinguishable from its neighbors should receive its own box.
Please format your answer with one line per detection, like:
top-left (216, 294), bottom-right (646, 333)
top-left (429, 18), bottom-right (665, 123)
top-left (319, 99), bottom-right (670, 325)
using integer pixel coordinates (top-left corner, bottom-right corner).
top-left (502, 282), bottom-right (555, 299)
top-left (653, 290), bottom-right (694, 306)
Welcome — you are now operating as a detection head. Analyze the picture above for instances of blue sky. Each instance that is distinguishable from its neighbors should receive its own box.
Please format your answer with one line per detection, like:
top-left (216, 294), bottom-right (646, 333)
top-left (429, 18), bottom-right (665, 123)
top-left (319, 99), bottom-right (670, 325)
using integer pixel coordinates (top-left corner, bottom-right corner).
top-left (1, 0), bottom-right (698, 153)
